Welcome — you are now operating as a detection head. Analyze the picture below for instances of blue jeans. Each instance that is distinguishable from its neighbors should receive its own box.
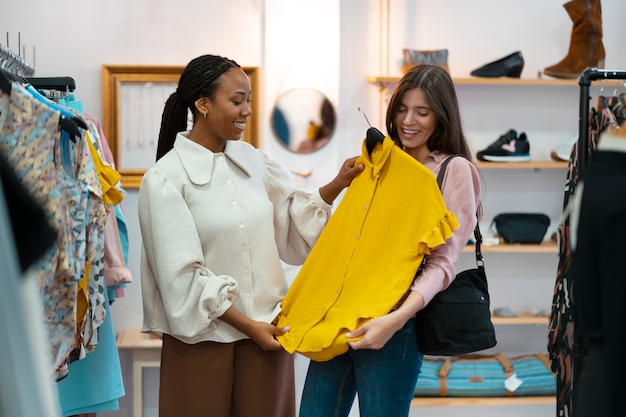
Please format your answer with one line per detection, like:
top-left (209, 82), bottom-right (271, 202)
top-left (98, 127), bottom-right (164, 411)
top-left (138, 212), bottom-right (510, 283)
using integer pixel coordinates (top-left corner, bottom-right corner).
top-left (299, 318), bottom-right (423, 417)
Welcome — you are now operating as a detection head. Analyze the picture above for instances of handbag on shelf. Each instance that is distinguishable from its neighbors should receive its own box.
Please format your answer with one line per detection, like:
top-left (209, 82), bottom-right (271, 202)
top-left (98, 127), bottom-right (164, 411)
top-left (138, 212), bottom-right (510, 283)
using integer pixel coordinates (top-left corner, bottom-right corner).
top-left (414, 156), bottom-right (497, 356)
top-left (402, 48), bottom-right (450, 74)
top-left (492, 212), bottom-right (550, 244)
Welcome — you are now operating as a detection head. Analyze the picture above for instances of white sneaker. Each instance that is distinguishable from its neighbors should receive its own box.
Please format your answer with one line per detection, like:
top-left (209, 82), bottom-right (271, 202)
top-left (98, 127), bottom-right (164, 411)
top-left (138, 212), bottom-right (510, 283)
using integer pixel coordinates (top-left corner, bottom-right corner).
top-left (550, 135), bottom-right (578, 162)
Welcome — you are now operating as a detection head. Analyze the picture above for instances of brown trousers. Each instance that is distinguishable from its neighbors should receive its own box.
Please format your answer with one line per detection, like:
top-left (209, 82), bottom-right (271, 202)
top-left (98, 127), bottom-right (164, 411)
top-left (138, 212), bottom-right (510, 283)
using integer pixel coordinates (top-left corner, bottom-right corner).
top-left (158, 334), bottom-right (295, 417)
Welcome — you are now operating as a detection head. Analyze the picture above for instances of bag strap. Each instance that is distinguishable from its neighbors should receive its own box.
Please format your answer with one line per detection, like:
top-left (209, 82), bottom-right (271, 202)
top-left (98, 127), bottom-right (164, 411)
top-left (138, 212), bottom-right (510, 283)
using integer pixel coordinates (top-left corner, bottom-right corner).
top-left (437, 155), bottom-right (484, 270)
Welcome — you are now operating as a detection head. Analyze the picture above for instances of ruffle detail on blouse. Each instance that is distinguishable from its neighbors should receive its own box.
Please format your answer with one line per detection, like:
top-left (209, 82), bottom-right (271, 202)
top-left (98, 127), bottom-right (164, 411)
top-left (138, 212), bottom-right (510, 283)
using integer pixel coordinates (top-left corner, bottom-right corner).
top-left (416, 211), bottom-right (459, 256)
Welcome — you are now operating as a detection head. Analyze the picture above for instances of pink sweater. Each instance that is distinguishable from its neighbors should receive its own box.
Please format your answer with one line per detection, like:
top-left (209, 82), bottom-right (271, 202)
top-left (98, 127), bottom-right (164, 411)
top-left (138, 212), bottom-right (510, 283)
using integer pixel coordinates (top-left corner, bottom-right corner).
top-left (410, 151), bottom-right (481, 306)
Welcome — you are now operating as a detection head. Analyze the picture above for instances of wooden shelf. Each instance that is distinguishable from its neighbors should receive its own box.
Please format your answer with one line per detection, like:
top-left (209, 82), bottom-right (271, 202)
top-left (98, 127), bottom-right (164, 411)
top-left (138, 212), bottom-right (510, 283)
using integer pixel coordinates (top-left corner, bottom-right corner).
top-left (116, 329), bottom-right (162, 349)
top-left (491, 315), bottom-right (549, 325)
top-left (463, 241), bottom-right (557, 253)
top-left (411, 395), bottom-right (555, 407)
top-left (476, 161), bottom-right (567, 169)
top-left (367, 75), bottom-right (579, 87)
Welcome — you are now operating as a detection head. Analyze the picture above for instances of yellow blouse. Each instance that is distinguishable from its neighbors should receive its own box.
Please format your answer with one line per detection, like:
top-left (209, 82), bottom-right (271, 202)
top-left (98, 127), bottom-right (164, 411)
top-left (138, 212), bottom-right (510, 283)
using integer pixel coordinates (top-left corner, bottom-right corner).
top-left (276, 137), bottom-right (458, 361)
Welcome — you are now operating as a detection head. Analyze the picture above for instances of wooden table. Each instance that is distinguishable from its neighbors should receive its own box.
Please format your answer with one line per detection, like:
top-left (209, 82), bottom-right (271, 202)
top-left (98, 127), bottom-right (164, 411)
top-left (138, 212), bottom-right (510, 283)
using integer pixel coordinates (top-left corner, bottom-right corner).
top-left (116, 330), bottom-right (162, 417)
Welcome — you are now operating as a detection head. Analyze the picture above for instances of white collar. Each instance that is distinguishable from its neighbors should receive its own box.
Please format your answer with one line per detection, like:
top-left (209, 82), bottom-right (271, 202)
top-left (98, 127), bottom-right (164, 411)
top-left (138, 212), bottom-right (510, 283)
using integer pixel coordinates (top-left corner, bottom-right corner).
top-left (173, 132), bottom-right (254, 185)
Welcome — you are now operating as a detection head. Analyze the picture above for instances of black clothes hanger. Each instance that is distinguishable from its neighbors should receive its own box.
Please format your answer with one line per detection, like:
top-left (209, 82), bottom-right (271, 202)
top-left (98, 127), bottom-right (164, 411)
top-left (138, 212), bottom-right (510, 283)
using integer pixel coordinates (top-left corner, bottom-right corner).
top-left (365, 126), bottom-right (385, 156)
top-left (66, 113), bottom-right (88, 131)
top-left (358, 107), bottom-right (386, 156)
top-left (0, 68), bottom-right (27, 93)
top-left (25, 77), bottom-right (76, 92)
top-left (0, 68), bottom-right (12, 93)
top-left (58, 117), bottom-right (82, 140)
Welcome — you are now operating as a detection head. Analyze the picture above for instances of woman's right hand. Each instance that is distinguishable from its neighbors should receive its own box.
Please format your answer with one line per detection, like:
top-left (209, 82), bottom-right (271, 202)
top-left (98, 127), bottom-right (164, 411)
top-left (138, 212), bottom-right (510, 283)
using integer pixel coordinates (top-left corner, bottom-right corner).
top-left (221, 306), bottom-right (289, 351)
top-left (319, 156), bottom-right (364, 204)
top-left (248, 321), bottom-right (290, 351)
top-left (334, 156), bottom-right (365, 188)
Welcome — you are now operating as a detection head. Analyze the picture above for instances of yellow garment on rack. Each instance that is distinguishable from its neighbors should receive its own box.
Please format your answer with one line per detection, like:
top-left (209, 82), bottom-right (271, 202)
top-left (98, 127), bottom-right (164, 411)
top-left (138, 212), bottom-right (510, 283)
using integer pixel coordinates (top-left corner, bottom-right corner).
top-left (86, 131), bottom-right (123, 205)
top-left (276, 136), bottom-right (458, 361)
top-left (75, 263), bottom-right (91, 344)
top-left (76, 132), bottom-right (122, 349)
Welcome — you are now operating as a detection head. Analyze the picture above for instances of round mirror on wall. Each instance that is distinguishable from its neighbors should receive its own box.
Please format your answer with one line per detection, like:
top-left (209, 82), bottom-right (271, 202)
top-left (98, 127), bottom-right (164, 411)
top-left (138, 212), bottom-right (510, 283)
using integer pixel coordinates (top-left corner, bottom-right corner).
top-left (271, 88), bottom-right (336, 154)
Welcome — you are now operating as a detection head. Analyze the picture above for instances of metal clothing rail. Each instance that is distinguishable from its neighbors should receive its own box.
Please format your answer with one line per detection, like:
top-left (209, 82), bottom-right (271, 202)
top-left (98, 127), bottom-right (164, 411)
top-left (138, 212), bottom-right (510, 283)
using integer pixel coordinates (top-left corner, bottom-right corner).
top-left (577, 67), bottom-right (626, 169)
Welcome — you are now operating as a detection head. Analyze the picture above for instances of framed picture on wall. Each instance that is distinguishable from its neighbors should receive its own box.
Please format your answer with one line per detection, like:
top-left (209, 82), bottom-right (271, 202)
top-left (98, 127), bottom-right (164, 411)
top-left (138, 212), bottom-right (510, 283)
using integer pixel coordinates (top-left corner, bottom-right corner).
top-left (102, 65), bottom-right (259, 188)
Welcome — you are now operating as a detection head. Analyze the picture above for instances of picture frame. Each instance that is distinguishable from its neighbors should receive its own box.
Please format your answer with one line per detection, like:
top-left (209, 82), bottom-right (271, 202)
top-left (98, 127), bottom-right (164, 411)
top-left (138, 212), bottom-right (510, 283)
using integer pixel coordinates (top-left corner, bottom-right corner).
top-left (102, 65), bottom-right (259, 188)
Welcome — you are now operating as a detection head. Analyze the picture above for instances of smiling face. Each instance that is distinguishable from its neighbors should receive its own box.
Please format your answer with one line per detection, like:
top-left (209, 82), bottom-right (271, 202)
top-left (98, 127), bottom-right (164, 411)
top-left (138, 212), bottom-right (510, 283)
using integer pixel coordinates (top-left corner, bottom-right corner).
top-left (207, 68), bottom-right (252, 139)
top-left (193, 67), bottom-right (252, 152)
top-left (393, 87), bottom-right (438, 161)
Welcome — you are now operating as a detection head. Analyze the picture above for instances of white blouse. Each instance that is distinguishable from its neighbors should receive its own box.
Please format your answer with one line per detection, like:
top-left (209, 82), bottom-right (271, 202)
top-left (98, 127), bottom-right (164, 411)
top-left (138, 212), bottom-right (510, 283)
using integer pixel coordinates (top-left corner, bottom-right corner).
top-left (138, 132), bottom-right (332, 344)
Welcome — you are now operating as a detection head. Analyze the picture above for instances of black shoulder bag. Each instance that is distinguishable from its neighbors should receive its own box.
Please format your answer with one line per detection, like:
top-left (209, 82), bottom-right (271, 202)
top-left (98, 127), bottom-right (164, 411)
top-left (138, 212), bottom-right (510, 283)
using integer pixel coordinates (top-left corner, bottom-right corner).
top-left (414, 156), bottom-right (497, 356)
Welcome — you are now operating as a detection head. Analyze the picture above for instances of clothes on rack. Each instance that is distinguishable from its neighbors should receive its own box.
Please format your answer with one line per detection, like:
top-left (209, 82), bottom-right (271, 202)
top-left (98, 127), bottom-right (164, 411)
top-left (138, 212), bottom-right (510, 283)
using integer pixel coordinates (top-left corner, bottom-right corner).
top-left (0, 170), bottom-right (62, 417)
top-left (0, 80), bottom-right (105, 378)
top-left (0, 67), bottom-right (128, 415)
top-left (0, 151), bottom-right (57, 271)
top-left (568, 127), bottom-right (626, 417)
top-left (57, 286), bottom-right (125, 416)
top-left (85, 112), bottom-right (132, 301)
top-left (56, 102), bottom-right (129, 417)
top-left (549, 67), bottom-right (626, 417)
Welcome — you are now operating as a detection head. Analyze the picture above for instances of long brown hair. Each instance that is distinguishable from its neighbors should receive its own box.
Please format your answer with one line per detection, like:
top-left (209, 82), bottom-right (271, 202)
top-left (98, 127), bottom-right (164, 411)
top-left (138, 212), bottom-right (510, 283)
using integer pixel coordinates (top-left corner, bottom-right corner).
top-left (385, 64), bottom-right (474, 162)
top-left (386, 64), bottom-right (482, 218)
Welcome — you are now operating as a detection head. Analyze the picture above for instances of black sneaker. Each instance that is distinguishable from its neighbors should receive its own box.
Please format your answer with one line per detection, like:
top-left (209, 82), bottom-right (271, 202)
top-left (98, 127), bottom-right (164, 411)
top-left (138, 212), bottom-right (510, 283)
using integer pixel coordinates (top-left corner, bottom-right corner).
top-left (476, 129), bottom-right (530, 162)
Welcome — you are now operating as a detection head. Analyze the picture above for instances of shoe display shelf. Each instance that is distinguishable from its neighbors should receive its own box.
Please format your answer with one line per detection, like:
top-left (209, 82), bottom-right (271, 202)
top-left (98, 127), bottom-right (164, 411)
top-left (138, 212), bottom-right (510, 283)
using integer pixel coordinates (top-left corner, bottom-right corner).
top-left (469, 161), bottom-right (566, 255)
top-left (368, 75), bottom-right (568, 413)
top-left (367, 75), bottom-right (581, 87)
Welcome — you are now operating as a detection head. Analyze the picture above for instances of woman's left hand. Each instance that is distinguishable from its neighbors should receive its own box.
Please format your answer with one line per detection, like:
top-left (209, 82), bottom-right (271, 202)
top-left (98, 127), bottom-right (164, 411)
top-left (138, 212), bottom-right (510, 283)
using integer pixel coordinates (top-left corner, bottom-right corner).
top-left (345, 314), bottom-right (403, 350)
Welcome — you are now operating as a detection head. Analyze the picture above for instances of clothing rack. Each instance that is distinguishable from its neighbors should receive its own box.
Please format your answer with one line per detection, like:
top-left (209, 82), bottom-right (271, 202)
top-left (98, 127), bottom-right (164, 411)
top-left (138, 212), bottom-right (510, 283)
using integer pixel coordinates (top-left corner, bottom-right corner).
top-left (1, 43), bottom-right (75, 92)
top-left (558, 66), bottom-right (626, 417)
top-left (577, 67), bottom-right (626, 169)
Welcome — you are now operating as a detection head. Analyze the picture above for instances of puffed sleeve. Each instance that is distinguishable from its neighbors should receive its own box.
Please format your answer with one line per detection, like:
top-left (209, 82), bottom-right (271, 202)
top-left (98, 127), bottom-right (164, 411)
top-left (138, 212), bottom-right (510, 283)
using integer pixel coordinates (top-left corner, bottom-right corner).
top-left (411, 157), bottom-right (481, 305)
top-left (261, 152), bottom-right (333, 265)
top-left (138, 168), bottom-right (238, 338)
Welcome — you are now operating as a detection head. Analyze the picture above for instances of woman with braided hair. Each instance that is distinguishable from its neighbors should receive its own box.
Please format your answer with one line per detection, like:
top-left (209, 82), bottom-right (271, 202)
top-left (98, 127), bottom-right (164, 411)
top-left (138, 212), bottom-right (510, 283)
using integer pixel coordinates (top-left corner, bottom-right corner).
top-left (138, 54), bottom-right (363, 417)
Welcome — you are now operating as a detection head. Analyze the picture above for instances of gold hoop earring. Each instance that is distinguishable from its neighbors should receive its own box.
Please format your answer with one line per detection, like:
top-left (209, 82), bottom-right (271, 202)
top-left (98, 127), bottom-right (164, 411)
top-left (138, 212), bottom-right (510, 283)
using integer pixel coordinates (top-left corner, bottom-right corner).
top-left (202, 111), bottom-right (207, 119)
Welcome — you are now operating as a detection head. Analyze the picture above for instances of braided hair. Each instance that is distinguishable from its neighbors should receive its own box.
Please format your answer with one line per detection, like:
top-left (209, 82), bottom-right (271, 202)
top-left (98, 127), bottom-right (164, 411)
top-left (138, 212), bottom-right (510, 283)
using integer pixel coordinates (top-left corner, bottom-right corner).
top-left (155, 54), bottom-right (241, 161)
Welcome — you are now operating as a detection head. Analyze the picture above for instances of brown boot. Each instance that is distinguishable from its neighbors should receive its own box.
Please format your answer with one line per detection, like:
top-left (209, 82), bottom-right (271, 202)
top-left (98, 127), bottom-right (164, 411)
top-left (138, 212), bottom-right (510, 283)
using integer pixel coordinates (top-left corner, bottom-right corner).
top-left (544, 0), bottom-right (605, 79)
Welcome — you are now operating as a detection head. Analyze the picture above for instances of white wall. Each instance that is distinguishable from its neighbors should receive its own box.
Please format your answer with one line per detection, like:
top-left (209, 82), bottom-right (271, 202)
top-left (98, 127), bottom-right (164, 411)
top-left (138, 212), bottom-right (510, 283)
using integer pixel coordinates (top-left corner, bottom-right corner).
top-left (2, 0), bottom-right (626, 416)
